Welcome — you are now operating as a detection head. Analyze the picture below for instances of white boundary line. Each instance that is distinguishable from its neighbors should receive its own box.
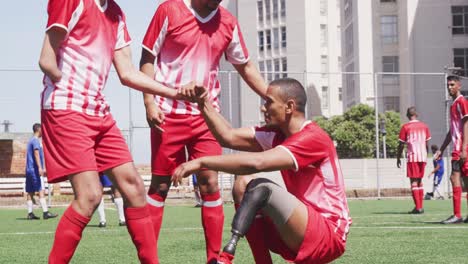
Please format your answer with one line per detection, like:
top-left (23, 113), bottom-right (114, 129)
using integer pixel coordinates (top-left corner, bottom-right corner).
top-left (2, 225), bottom-right (468, 236)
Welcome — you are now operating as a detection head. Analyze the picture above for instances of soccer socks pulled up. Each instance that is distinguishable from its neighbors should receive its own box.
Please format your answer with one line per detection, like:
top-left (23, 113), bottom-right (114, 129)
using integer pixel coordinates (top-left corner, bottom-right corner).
top-left (40, 198), bottom-right (49, 213)
top-left (27, 200), bottom-right (33, 213)
top-left (146, 189), bottom-right (166, 259)
top-left (114, 197), bottom-right (125, 222)
top-left (411, 187), bottom-right (421, 210)
top-left (418, 184), bottom-right (424, 209)
top-left (97, 198), bottom-right (106, 223)
top-left (48, 206), bottom-right (90, 264)
top-left (201, 192), bottom-right (224, 263)
top-left (453, 186), bottom-right (462, 218)
top-left (124, 205), bottom-right (158, 264)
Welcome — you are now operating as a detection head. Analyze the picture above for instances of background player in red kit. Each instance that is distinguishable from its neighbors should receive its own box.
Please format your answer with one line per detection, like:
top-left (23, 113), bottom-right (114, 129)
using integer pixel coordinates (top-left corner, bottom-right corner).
top-left (139, 0), bottom-right (267, 262)
top-left (38, 0), bottom-right (193, 262)
top-left (435, 75), bottom-right (468, 224)
top-left (172, 78), bottom-right (351, 264)
top-left (397, 107), bottom-right (431, 214)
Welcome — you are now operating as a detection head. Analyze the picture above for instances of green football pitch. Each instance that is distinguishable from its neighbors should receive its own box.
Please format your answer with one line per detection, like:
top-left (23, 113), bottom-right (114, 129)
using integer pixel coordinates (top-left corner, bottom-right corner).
top-left (1, 199), bottom-right (467, 263)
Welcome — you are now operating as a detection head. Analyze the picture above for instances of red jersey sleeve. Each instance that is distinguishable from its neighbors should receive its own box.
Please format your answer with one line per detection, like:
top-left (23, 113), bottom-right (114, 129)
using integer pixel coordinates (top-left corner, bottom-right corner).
top-left (398, 125), bottom-right (407, 143)
top-left (280, 126), bottom-right (330, 171)
top-left (46, 0), bottom-right (83, 33)
top-left (115, 12), bottom-right (132, 50)
top-left (142, 4), bottom-right (169, 57)
top-left (225, 21), bottom-right (249, 65)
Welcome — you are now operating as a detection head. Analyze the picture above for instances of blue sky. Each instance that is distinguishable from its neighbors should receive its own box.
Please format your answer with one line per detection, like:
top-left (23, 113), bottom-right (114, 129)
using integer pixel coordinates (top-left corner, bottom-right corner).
top-left (0, 1), bottom-right (164, 163)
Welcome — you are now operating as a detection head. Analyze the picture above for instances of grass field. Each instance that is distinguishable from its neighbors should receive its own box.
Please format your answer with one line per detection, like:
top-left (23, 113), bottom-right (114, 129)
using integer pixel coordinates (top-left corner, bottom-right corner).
top-left (1, 199), bottom-right (468, 263)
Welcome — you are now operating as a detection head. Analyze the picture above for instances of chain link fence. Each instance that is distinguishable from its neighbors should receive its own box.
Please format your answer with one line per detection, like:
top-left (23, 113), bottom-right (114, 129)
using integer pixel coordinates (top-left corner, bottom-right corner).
top-left (3, 69), bottom-right (468, 200)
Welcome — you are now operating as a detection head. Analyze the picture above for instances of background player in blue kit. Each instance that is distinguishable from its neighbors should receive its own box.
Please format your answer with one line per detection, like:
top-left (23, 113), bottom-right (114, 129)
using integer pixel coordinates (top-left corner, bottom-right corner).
top-left (96, 175), bottom-right (126, 227)
top-left (426, 145), bottom-right (445, 200)
top-left (25, 123), bottom-right (57, 220)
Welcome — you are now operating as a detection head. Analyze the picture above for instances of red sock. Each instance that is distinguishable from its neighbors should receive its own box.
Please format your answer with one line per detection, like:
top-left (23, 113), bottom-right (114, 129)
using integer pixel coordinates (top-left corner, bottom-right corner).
top-left (147, 189), bottom-right (166, 261)
top-left (235, 204), bottom-right (273, 264)
top-left (201, 192), bottom-right (224, 263)
top-left (453, 186), bottom-right (462, 218)
top-left (124, 205), bottom-right (158, 264)
top-left (218, 252), bottom-right (234, 264)
top-left (418, 185), bottom-right (424, 209)
top-left (49, 206), bottom-right (90, 264)
top-left (411, 187), bottom-right (419, 209)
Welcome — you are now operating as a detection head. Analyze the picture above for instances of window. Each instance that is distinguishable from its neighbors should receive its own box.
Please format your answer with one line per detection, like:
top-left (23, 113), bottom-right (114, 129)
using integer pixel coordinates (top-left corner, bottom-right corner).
top-left (382, 56), bottom-right (399, 72)
top-left (382, 56), bottom-right (399, 85)
top-left (320, 24), bottom-right (328, 47)
top-left (259, 61), bottom-right (265, 78)
top-left (258, 31), bottom-right (264, 52)
top-left (383, 96), bottom-right (400, 111)
top-left (266, 60), bottom-right (273, 81)
top-left (265, 0), bottom-right (271, 21)
top-left (452, 6), bottom-right (468, 35)
top-left (320, 0), bottom-right (327, 16)
top-left (381, 15), bottom-right (398, 44)
top-left (257, 1), bottom-right (263, 23)
top-left (281, 57), bottom-right (287, 78)
top-left (281, 27), bottom-right (287, 48)
top-left (273, 0), bottom-right (279, 19)
top-left (321, 56), bottom-right (328, 77)
top-left (338, 56), bottom-right (342, 70)
top-left (381, 0), bottom-right (396, 2)
top-left (274, 59), bottom-right (280, 79)
top-left (273, 28), bottom-right (279, 49)
top-left (266, 30), bottom-right (272, 50)
top-left (454, 48), bottom-right (468, 76)
top-left (280, 0), bottom-right (286, 17)
top-left (338, 87), bottom-right (343, 101)
top-left (321, 86), bottom-right (329, 108)
top-left (345, 24), bottom-right (353, 57)
top-left (345, 63), bottom-right (355, 101)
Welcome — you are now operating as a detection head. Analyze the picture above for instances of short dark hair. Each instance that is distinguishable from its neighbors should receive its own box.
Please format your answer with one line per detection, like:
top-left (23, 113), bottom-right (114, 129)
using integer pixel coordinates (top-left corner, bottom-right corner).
top-left (406, 106), bottom-right (417, 118)
top-left (269, 78), bottom-right (307, 113)
top-left (447, 75), bottom-right (460, 82)
top-left (32, 123), bottom-right (41, 133)
top-left (431, 144), bottom-right (439, 151)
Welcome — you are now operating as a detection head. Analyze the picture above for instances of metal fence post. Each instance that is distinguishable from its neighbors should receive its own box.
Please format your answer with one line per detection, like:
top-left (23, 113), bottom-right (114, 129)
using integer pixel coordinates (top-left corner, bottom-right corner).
top-left (374, 72), bottom-right (381, 199)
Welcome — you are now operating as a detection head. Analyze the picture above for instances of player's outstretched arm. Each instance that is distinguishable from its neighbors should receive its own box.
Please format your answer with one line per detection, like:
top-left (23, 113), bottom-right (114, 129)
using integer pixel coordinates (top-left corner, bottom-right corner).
top-left (171, 146), bottom-right (295, 186)
top-left (113, 46), bottom-right (179, 99)
top-left (196, 89), bottom-right (263, 152)
top-left (39, 28), bottom-right (66, 82)
top-left (233, 60), bottom-right (268, 98)
top-left (436, 132), bottom-right (451, 160)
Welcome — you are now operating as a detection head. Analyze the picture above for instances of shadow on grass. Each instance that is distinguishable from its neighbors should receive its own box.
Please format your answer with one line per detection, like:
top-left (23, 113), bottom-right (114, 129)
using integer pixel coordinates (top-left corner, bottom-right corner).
top-left (372, 212), bottom-right (412, 215)
top-left (15, 217), bottom-right (35, 221)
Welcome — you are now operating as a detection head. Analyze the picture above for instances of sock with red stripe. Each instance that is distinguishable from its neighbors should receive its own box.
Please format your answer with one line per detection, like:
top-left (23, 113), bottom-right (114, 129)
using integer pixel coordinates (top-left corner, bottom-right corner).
top-left (147, 189), bottom-right (166, 262)
top-left (218, 252), bottom-right (234, 264)
top-left (235, 204), bottom-right (273, 264)
top-left (124, 205), bottom-right (158, 264)
top-left (49, 206), bottom-right (90, 264)
top-left (453, 186), bottom-right (462, 218)
top-left (201, 192), bottom-right (224, 263)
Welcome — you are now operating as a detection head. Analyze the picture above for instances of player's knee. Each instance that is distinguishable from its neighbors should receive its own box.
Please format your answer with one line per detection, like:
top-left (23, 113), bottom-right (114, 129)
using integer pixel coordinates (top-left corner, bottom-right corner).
top-left (197, 171), bottom-right (219, 193)
top-left (232, 176), bottom-right (253, 204)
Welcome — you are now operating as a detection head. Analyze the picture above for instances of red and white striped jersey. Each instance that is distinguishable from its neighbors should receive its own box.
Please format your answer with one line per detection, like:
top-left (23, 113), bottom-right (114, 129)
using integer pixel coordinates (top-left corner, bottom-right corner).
top-left (398, 120), bottom-right (431, 162)
top-left (450, 95), bottom-right (468, 160)
top-left (142, 0), bottom-right (249, 115)
top-left (41, 0), bottom-right (131, 116)
top-left (254, 121), bottom-right (352, 241)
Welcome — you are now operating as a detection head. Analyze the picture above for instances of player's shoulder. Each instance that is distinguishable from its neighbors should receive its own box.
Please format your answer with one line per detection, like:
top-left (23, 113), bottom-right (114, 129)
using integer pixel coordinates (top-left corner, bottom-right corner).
top-left (217, 5), bottom-right (238, 26)
top-left (298, 122), bottom-right (331, 143)
top-left (106, 0), bottom-right (125, 17)
top-left (158, 0), bottom-right (182, 14)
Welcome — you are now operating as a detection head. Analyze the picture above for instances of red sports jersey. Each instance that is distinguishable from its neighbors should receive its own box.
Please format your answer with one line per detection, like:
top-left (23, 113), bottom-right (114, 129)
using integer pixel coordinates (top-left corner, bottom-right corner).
top-left (41, 0), bottom-right (131, 116)
top-left (142, 0), bottom-right (249, 115)
top-left (398, 120), bottom-right (431, 162)
top-left (255, 121), bottom-right (351, 241)
top-left (450, 95), bottom-right (468, 160)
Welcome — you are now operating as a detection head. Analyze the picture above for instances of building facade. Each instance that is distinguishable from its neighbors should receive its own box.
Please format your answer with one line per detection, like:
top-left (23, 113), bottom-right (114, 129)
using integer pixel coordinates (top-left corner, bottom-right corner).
top-left (341, 0), bottom-right (468, 146)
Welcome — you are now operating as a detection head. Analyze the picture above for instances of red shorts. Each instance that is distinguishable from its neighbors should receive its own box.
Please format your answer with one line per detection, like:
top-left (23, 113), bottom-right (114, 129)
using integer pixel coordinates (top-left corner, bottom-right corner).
top-left (41, 110), bottom-right (133, 183)
top-left (406, 162), bottom-right (426, 178)
top-left (150, 114), bottom-right (222, 175)
top-left (263, 206), bottom-right (346, 264)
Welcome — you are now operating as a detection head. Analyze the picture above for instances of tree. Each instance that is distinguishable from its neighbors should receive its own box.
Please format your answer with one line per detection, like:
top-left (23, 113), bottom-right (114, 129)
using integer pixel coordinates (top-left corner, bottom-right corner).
top-left (314, 104), bottom-right (400, 158)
